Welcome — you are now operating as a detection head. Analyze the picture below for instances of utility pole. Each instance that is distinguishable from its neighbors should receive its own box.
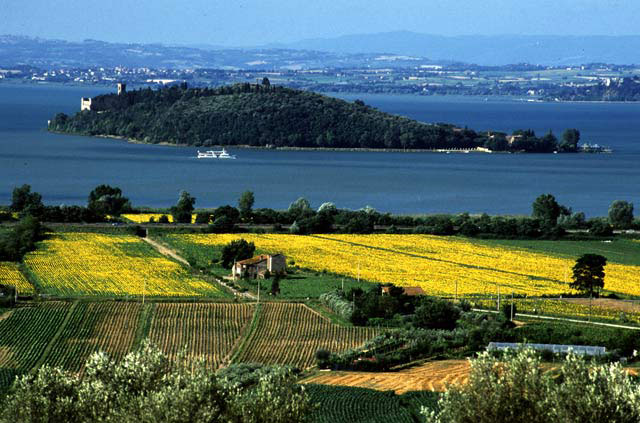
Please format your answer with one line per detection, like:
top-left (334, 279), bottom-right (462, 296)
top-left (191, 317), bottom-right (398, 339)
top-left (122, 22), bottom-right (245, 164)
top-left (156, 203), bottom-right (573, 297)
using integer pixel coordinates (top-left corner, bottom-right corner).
top-left (497, 285), bottom-right (501, 311)
top-left (142, 276), bottom-right (146, 306)
top-left (257, 279), bottom-right (260, 303)
top-left (510, 292), bottom-right (514, 321)
top-left (341, 278), bottom-right (344, 292)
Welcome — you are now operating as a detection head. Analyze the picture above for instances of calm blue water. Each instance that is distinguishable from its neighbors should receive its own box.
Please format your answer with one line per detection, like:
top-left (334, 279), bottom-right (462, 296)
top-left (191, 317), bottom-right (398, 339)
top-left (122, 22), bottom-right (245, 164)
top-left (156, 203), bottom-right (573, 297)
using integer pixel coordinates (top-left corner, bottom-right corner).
top-left (1, 84), bottom-right (638, 216)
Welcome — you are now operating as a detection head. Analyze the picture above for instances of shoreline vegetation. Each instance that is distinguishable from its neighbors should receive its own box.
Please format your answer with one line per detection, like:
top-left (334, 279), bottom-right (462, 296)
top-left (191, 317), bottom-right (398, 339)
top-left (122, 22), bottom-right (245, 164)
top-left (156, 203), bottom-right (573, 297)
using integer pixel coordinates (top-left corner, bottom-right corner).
top-left (47, 82), bottom-right (589, 153)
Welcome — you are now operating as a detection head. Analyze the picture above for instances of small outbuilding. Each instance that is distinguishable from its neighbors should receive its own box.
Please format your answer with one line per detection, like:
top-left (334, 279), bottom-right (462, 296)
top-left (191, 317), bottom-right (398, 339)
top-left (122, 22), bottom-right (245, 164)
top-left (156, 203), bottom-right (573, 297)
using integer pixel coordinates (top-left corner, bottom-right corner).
top-left (381, 286), bottom-right (425, 296)
top-left (232, 254), bottom-right (286, 279)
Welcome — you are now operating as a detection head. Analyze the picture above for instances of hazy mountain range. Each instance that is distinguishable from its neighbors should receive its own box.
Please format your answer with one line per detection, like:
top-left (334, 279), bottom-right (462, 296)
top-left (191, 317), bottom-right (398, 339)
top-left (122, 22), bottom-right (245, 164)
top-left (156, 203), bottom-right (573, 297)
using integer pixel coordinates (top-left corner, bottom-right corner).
top-left (2, 32), bottom-right (640, 69)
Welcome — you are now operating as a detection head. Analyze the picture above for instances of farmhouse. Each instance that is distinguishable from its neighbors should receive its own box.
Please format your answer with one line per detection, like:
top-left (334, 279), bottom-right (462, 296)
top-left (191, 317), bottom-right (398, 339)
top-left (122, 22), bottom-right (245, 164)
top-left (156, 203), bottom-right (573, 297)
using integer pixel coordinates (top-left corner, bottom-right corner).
top-left (381, 286), bottom-right (425, 296)
top-left (232, 254), bottom-right (286, 279)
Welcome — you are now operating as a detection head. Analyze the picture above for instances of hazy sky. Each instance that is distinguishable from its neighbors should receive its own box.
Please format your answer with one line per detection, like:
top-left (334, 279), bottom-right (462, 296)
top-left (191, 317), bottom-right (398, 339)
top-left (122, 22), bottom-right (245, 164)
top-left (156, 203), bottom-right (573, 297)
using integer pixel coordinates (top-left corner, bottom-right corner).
top-left (1, 0), bottom-right (638, 46)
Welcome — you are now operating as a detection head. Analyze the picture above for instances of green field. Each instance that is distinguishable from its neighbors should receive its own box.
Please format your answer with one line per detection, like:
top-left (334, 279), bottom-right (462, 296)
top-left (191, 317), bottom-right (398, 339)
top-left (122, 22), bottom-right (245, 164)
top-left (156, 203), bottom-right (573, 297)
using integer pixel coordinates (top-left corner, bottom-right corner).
top-left (158, 234), bottom-right (372, 299)
top-left (472, 238), bottom-right (640, 266)
top-left (307, 384), bottom-right (439, 423)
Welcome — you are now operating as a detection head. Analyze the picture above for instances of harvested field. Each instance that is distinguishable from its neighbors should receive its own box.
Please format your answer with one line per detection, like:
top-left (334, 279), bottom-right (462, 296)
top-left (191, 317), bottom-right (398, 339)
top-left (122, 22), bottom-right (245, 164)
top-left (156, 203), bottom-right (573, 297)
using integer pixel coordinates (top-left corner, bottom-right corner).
top-left (302, 360), bottom-right (470, 394)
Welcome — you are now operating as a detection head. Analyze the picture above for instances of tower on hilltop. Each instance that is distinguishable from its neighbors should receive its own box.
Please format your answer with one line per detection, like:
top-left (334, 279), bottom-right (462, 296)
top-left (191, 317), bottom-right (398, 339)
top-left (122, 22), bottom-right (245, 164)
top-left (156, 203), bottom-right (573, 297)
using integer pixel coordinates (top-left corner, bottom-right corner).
top-left (117, 83), bottom-right (126, 95)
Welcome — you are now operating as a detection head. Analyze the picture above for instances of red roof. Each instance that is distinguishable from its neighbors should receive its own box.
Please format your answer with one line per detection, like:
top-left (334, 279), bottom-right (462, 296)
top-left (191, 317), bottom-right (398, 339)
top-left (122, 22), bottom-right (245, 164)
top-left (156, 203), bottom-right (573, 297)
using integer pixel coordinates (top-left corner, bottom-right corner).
top-left (381, 286), bottom-right (426, 296)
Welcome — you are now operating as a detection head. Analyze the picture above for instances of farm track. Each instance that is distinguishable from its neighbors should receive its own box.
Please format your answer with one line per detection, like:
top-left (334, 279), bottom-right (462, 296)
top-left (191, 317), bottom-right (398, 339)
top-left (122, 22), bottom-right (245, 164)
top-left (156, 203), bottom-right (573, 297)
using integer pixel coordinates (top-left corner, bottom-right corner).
top-left (302, 360), bottom-right (471, 394)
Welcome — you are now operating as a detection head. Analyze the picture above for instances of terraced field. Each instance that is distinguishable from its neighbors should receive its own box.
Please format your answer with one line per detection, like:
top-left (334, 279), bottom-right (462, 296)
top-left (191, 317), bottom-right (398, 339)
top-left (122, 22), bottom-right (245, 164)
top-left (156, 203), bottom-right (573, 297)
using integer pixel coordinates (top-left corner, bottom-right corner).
top-left (149, 303), bottom-right (254, 368)
top-left (235, 303), bottom-right (378, 368)
top-left (0, 262), bottom-right (35, 294)
top-left (23, 233), bottom-right (223, 297)
top-left (302, 360), bottom-right (470, 394)
top-left (171, 233), bottom-right (640, 297)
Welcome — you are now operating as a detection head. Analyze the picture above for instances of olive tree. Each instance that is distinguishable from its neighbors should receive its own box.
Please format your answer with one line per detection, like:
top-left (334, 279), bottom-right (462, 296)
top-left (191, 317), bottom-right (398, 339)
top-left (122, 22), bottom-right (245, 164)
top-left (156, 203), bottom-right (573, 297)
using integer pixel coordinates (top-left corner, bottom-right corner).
top-left (423, 348), bottom-right (640, 423)
top-left (1, 342), bottom-right (313, 423)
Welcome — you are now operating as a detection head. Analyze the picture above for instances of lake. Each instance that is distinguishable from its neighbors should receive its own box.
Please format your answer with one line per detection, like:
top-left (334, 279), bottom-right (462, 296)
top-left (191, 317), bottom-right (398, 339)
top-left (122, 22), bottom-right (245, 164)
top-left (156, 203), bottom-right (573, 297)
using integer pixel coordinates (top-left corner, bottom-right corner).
top-left (0, 84), bottom-right (638, 216)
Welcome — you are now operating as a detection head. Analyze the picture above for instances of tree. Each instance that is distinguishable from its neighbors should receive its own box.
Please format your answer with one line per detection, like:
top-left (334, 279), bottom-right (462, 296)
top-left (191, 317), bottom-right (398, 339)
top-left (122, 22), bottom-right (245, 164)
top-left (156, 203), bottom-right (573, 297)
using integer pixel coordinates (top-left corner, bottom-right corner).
top-left (531, 194), bottom-right (561, 226)
top-left (87, 185), bottom-right (131, 216)
top-left (288, 197), bottom-right (312, 221)
top-left (0, 342), bottom-right (313, 423)
top-left (608, 200), bottom-right (634, 228)
top-left (270, 273), bottom-right (281, 296)
top-left (220, 239), bottom-right (255, 269)
top-left (238, 191), bottom-right (255, 222)
top-left (170, 191), bottom-right (195, 223)
top-left (559, 128), bottom-right (580, 152)
top-left (11, 185), bottom-right (44, 218)
top-left (570, 253), bottom-right (607, 297)
top-left (413, 297), bottom-right (461, 330)
top-left (194, 212), bottom-right (212, 224)
top-left (423, 348), bottom-right (640, 423)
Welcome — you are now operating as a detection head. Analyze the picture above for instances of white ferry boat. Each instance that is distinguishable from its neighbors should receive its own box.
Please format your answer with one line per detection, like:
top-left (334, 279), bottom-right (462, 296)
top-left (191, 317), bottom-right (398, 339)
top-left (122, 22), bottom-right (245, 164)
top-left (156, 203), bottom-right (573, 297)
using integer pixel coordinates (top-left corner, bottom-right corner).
top-left (196, 148), bottom-right (237, 159)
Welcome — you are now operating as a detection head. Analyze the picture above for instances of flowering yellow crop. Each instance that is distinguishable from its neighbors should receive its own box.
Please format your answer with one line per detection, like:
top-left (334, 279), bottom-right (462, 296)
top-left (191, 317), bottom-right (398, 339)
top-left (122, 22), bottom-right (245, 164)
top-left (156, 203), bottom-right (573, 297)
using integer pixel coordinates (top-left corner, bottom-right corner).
top-left (0, 262), bottom-right (35, 294)
top-left (23, 233), bottom-right (220, 297)
top-left (122, 214), bottom-right (197, 223)
top-left (476, 298), bottom-right (640, 325)
top-left (175, 234), bottom-right (640, 297)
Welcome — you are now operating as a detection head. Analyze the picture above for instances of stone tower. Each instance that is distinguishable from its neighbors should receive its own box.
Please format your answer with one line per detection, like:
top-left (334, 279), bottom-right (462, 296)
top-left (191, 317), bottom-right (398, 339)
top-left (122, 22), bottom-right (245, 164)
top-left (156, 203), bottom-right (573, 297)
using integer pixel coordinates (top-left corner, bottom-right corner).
top-left (117, 83), bottom-right (127, 95)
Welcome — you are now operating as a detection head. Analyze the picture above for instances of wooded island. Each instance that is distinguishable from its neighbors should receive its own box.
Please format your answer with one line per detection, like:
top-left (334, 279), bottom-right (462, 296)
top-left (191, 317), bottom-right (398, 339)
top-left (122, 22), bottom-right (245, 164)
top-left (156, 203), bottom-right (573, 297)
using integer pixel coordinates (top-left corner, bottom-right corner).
top-left (49, 81), bottom-right (581, 152)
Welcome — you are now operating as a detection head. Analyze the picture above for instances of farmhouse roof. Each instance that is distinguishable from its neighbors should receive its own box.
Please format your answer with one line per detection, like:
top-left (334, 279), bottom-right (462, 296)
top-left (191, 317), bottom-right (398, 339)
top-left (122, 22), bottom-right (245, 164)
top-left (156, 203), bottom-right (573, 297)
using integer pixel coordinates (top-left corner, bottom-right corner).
top-left (236, 253), bottom-right (285, 266)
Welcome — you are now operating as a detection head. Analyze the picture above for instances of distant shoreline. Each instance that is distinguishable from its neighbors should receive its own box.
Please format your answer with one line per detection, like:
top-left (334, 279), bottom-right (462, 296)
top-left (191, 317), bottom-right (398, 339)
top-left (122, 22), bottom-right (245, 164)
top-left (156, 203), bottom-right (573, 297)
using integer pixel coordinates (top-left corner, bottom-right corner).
top-left (49, 132), bottom-right (612, 154)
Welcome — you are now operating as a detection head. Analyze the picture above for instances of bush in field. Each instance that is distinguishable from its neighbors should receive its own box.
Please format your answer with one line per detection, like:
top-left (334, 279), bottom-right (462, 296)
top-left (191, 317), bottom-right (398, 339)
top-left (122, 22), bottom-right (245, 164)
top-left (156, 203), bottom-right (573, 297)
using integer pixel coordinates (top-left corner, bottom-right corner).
top-left (423, 348), bottom-right (640, 423)
top-left (0, 343), bottom-right (313, 423)
top-left (220, 239), bottom-right (256, 269)
top-left (158, 214), bottom-right (170, 224)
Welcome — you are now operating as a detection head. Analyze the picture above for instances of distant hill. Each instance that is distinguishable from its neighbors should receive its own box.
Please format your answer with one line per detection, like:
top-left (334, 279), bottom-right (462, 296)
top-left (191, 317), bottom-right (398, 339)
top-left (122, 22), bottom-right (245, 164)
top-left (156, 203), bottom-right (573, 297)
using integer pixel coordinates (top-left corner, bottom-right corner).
top-left (0, 35), bottom-right (432, 69)
top-left (48, 83), bottom-right (486, 150)
top-left (273, 31), bottom-right (640, 66)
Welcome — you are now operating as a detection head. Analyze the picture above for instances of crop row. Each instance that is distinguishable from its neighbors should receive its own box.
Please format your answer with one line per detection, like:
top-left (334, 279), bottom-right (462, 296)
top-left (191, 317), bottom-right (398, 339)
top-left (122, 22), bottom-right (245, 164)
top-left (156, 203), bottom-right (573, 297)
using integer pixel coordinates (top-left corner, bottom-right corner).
top-left (0, 302), bottom-right (71, 388)
top-left (306, 384), bottom-right (416, 423)
top-left (235, 303), bottom-right (378, 369)
top-left (148, 303), bottom-right (254, 368)
top-left (0, 262), bottom-right (35, 294)
top-left (178, 233), bottom-right (640, 297)
top-left (23, 232), bottom-right (222, 297)
top-left (44, 302), bottom-right (142, 372)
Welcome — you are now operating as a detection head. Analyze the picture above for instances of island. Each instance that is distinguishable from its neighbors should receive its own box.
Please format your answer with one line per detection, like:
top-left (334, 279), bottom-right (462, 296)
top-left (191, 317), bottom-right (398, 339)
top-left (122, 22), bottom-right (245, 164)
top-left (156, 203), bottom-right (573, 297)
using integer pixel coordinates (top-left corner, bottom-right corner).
top-left (48, 81), bottom-right (582, 153)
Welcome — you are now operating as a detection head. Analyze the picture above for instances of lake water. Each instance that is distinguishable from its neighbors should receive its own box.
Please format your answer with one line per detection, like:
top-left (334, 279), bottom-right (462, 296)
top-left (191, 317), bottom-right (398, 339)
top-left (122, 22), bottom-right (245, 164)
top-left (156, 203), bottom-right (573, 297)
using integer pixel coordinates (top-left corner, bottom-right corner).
top-left (0, 84), bottom-right (638, 216)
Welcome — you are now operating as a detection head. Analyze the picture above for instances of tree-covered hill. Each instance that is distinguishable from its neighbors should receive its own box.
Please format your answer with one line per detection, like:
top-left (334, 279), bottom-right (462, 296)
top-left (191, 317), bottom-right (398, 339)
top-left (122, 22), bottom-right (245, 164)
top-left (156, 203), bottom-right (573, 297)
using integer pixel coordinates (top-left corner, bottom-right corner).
top-left (49, 82), bottom-right (576, 152)
top-left (49, 82), bottom-right (487, 149)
